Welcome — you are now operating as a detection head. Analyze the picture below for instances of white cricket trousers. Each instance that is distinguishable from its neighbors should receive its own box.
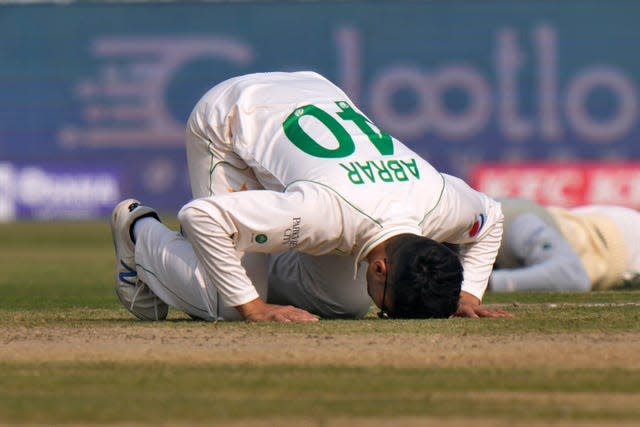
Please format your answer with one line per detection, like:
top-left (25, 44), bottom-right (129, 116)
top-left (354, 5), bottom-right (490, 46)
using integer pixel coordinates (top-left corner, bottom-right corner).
top-left (134, 217), bottom-right (266, 320)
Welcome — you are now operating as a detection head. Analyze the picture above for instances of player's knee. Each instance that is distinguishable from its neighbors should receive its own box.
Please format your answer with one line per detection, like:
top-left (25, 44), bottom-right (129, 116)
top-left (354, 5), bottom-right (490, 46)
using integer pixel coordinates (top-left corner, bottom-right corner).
top-left (178, 199), bottom-right (209, 232)
top-left (177, 201), bottom-right (195, 224)
top-left (178, 199), bottom-right (206, 224)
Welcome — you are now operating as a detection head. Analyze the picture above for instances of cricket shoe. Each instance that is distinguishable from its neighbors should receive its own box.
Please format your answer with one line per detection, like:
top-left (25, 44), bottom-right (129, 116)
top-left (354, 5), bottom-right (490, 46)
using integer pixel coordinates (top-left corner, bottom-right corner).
top-left (110, 199), bottom-right (168, 321)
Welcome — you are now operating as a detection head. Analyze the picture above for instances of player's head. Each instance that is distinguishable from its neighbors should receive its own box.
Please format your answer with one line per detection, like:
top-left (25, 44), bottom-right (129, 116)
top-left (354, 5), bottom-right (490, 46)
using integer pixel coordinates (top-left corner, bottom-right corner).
top-left (367, 234), bottom-right (462, 319)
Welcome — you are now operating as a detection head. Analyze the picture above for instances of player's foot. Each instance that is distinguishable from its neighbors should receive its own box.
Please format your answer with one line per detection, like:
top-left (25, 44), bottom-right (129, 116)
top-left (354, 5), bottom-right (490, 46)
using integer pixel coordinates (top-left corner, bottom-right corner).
top-left (110, 199), bottom-right (168, 321)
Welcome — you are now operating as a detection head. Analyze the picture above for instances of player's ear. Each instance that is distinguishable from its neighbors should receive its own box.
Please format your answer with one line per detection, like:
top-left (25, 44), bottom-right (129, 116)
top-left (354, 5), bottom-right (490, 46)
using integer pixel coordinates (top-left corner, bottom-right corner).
top-left (372, 258), bottom-right (387, 277)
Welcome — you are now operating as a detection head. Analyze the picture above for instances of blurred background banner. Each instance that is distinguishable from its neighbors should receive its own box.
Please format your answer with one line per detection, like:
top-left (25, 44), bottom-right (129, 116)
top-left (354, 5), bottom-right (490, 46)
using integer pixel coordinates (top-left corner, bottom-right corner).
top-left (1, 0), bottom-right (639, 220)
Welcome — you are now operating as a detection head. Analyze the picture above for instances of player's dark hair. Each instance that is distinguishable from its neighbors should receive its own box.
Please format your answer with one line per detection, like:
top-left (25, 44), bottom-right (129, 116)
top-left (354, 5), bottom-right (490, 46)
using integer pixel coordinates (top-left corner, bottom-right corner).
top-left (384, 234), bottom-right (462, 319)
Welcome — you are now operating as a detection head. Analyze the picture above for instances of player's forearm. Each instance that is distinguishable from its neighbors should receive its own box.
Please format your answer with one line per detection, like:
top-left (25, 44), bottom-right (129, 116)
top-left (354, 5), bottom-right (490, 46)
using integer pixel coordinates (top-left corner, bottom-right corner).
top-left (235, 297), bottom-right (269, 319)
top-left (491, 260), bottom-right (590, 292)
top-left (178, 199), bottom-right (260, 307)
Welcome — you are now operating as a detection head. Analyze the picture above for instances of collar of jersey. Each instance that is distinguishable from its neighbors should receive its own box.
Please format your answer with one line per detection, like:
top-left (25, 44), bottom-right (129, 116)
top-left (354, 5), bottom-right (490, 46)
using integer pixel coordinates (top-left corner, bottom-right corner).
top-left (352, 225), bottom-right (423, 279)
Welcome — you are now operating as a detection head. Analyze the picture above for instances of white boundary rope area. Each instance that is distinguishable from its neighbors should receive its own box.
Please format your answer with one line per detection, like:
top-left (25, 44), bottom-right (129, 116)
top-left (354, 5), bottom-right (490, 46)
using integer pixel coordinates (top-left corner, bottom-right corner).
top-left (492, 301), bottom-right (640, 309)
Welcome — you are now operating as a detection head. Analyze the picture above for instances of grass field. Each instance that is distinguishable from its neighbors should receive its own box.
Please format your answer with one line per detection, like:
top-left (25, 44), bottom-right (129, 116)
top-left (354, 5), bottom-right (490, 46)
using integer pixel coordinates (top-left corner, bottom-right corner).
top-left (1, 221), bottom-right (639, 427)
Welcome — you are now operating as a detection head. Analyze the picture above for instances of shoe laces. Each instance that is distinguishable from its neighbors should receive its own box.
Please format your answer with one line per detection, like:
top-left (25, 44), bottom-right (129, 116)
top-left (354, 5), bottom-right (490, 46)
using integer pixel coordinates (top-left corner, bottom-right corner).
top-left (130, 280), bottom-right (162, 320)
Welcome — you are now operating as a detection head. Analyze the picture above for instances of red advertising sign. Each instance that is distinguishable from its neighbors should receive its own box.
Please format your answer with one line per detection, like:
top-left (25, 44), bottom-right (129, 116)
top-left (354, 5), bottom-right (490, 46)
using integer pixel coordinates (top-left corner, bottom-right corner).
top-left (470, 162), bottom-right (640, 208)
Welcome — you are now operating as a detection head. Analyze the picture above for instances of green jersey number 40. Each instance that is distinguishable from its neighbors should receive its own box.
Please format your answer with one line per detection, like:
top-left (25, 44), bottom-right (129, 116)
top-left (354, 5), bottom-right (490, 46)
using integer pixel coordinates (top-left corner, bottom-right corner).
top-left (283, 101), bottom-right (394, 158)
top-left (283, 101), bottom-right (420, 184)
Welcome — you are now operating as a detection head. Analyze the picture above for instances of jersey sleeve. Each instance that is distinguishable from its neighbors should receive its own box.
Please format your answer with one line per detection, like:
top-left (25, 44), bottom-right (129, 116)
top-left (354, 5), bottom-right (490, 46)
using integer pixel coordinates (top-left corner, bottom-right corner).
top-left (456, 218), bottom-right (503, 300)
top-left (177, 185), bottom-right (345, 307)
top-left (426, 174), bottom-right (504, 301)
top-left (490, 213), bottom-right (591, 292)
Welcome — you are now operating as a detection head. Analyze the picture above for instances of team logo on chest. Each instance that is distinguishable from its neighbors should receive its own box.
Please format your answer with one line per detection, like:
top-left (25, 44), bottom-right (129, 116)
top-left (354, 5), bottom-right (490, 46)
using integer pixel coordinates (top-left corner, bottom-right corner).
top-left (468, 213), bottom-right (486, 237)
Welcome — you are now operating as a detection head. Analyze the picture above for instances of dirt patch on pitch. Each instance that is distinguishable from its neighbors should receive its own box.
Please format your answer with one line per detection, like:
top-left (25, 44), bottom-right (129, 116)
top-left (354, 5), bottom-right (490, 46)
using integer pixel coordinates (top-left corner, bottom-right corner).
top-left (1, 324), bottom-right (639, 368)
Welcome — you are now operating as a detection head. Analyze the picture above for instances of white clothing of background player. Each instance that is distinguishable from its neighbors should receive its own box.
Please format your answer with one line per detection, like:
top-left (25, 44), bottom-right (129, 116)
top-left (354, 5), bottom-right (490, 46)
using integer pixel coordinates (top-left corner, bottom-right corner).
top-left (490, 197), bottom-right (640, 292)
top-left (110, 71), bottom-right (510, 322)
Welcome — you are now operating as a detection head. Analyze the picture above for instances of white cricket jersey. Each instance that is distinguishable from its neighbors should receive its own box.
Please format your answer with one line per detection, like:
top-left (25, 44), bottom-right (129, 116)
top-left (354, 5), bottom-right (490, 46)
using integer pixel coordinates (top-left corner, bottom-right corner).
top-left (181, 71), bottom-right (503, 306)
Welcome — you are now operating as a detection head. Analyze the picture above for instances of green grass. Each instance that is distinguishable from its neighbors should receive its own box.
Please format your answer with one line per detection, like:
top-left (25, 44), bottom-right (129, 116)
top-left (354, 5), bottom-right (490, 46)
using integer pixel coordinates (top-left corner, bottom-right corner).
top-left (1, 221), bottom-right (640, 425)
top-left (1, 363), bottom-right (639, 424)
top-left (0, 221), bottom-right (115, 309)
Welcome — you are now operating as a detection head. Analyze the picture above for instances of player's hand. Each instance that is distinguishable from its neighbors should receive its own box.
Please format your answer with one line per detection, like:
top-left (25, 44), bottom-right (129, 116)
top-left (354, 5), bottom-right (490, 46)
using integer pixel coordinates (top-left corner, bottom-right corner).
top-left (235, 298), bottom-right (319, 322)
top-left (453, 291), bottom-right (513, 318)
top-left (455, 303), bottom-right (513, 318)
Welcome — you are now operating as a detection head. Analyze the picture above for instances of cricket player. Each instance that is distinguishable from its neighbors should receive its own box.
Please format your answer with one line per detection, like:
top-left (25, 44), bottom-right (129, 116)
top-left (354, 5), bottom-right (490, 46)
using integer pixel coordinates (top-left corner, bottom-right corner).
top-left (490, 197), bottom-right (640, 292)
top-left (111, 71), bottom-right (509, 321)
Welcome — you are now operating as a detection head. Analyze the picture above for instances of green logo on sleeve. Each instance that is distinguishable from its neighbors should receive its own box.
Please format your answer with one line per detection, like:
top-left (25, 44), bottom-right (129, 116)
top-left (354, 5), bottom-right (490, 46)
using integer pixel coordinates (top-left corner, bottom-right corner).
top-left (254, 234), bottom-right (268, 244)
